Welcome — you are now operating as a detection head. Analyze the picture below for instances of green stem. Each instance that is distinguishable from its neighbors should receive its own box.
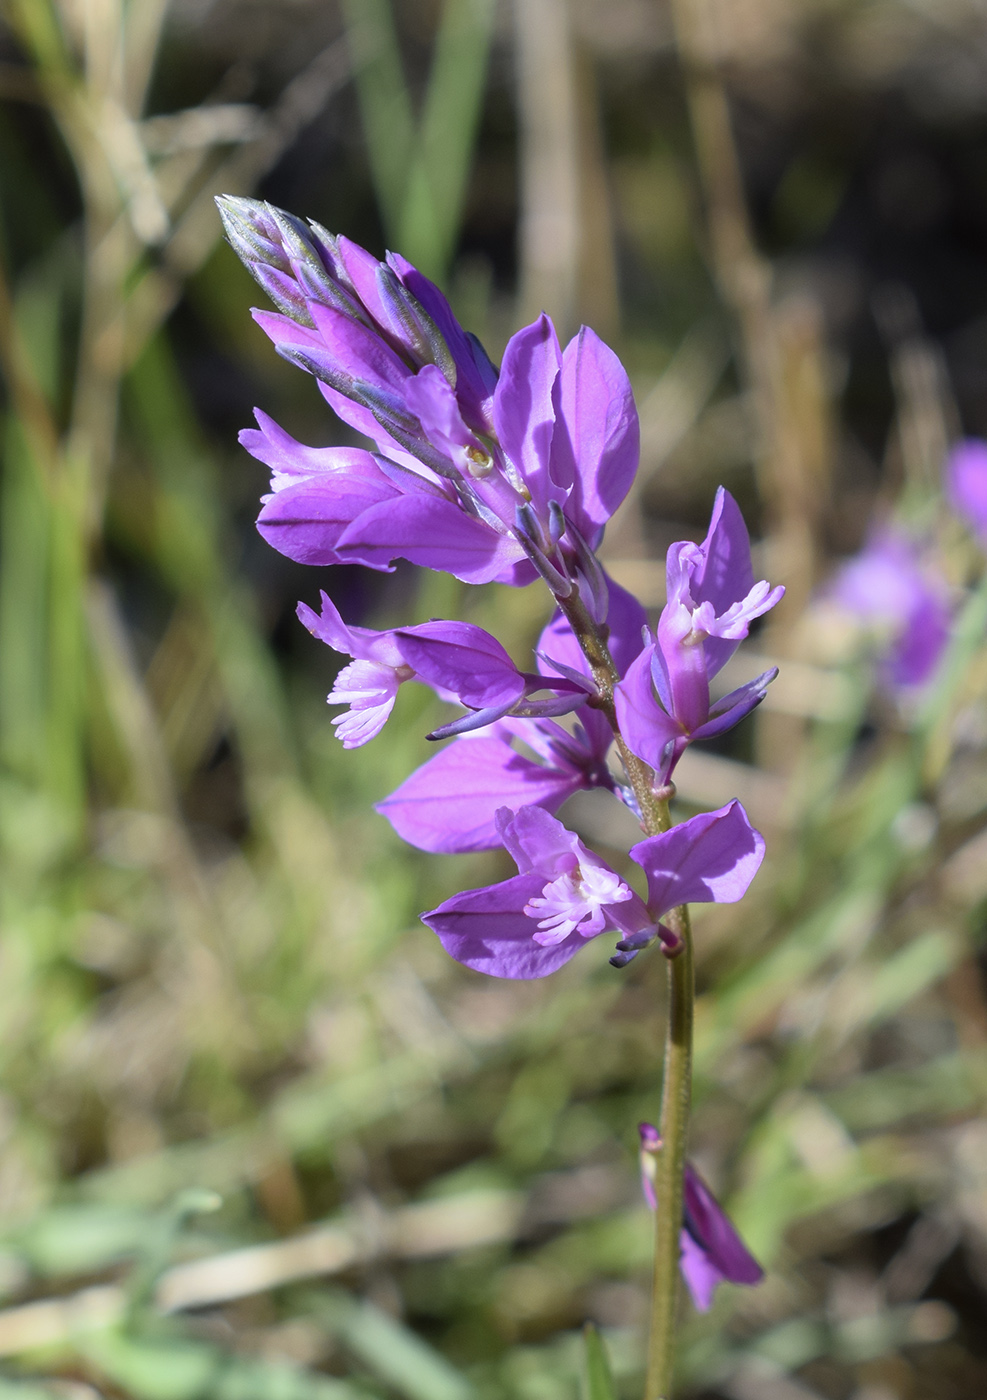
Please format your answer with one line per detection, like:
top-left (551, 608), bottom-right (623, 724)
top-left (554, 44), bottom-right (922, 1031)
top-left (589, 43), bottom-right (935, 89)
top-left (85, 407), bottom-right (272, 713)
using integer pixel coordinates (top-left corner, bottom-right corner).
top-left (557, 587), bottom-right (693, 1400)
top-left (646, 900), bottom-right (693, 1400)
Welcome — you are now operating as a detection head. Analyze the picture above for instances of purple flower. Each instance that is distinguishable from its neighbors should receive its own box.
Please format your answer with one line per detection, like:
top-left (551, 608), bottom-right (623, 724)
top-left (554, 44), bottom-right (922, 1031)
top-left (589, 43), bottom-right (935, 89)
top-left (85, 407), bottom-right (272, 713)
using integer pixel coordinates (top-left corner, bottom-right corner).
top-left (614, 489), bottom-right (783, 784)
top-left (220, 198), bottom-right (640, 593)
top-left (638, 1124), bottom-right (763, 1312)
top-left (375, 578), bottom-right (648, 853)
top-left (298, 591), bottom-right (592, 748)
top-left (947, 438), bottom-right (987, 542)
top-left (828, 528), bottom-right (950, 689)
top-left (422, 800), bottom-right (764, 979)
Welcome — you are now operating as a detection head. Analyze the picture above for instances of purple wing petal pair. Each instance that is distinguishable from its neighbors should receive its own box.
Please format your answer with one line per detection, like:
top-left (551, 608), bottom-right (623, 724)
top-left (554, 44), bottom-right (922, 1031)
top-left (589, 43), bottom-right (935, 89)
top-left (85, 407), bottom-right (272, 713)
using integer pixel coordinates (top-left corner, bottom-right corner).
top-left (422, 800), bottom-right (764, 979)
top-left (638, 1124), bottom-right (763, 1312)
top-left (614, 488), bottom-right (783, 783)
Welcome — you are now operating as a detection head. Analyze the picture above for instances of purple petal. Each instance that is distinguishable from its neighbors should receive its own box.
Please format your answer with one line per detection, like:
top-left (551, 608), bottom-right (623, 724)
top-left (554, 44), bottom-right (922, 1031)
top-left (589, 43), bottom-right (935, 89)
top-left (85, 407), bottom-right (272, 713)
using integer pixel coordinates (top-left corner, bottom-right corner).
top-left (336, 495), bottom-right (528, 584)
top-left (296, 592), bottom-right (405, 667)
top-left (404, 364), bottom-right (474, 459)
top-left (496, 803), bottom-right (581, 877)
top-left (551, 327), bottom-right (640, 539)
top-left (656, 596), bottom-right (712, 734)
top-left (493, 315), bottom-right (563, 513)
top-left (948, 438), bottom-right (987, 540)
top-left (317, 382), bottom-right (438, 476)
top-left (683, 1163), bottom-right (763, 1291)
top-left (334, 235), bottom-right (390, 329)
top-left (396, 623), bottom-right (524, 710)
top-left (679, 1229), bottom-right (724, 1313)
top-left (257, 473), bottom-right (402, 566)
top-left (613, 646), bottom-right (685, 782)
top-left (306, 300), bottom-right (413, 399)
top-left (240, 410), bottom-right (383, 487)
top-left (422, 873), bottom-right (589, 979)
top-left (375, 736), bottom-right (582, 853)
top-left (630, 801), bottom-right (765, 918)
top-left (691, 489), bottom-right (755, 678)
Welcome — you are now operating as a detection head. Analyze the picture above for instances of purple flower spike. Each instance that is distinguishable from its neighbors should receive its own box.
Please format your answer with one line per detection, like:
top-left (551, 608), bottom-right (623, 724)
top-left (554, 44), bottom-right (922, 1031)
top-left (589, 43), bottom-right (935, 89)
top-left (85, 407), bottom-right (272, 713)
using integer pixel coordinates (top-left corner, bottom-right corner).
top-left (828, 528), bottom-right (950, 690)
top-left (422, 799), bottom-right (764, 978)
top-left (638, 1125), bottom-right (763, 1312)
top-left (614, 489), bottom-right (783, 783)
top-left (298, 593), bottom-right (590, 748)
top-left (947, 438), bottom-right (987, 542)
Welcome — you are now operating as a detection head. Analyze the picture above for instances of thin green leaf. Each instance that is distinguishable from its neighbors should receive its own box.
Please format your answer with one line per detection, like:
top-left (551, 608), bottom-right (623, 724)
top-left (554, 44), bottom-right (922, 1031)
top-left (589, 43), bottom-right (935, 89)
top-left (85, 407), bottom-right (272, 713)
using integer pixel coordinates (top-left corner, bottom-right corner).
top-left (582, 1323), bottom-right (618, 1400)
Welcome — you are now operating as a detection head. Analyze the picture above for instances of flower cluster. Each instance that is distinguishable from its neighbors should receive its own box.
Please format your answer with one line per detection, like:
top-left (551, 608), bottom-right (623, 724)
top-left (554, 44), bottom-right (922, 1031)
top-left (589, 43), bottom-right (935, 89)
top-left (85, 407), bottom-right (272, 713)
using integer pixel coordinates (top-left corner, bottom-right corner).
top-left (219, 195), bottom-right (777, 1310)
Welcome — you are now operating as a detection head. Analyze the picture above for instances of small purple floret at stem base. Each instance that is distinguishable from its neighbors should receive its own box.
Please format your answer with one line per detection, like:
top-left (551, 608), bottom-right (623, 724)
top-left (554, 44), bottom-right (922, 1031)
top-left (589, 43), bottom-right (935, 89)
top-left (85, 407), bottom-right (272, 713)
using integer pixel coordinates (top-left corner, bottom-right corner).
top-left (421, 800), bottom-right (765, 979)
top-left (614, 487), bottom-right (783, 784)
top-left (638, 1124), bottom-right (763, 1312)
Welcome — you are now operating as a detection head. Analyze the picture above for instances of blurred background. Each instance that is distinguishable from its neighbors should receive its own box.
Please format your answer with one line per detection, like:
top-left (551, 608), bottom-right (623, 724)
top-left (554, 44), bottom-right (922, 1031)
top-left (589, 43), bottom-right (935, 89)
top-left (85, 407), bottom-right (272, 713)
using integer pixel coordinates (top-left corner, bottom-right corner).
top-left (1, 0), bottom-right (987, 1396)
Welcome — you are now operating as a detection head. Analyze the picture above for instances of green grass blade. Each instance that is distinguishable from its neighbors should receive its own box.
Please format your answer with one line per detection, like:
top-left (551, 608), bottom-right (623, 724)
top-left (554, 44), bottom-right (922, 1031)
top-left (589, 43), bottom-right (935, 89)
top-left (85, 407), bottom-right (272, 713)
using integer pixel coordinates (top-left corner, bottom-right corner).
top-left (399, 0), bottom-right (496, 279)
top-left (583, 1323), bottom-right (618, 1400)
top-left (340, 0), bottom-right (415, 242)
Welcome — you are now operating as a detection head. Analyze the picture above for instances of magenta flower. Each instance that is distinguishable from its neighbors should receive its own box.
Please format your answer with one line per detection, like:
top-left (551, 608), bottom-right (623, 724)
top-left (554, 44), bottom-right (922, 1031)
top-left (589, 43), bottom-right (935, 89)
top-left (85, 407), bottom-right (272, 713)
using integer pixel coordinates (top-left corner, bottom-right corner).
top-left (828, 527), bottom-right (950, 690)
top-left (614, 489), bottom-right (783, 784)
top-left (422, 800), bottom-right (764, 979)
top-left (298, 591), bottom-right (592, 748)
top-left (947, 438), bottom-right (987, 543)
top-left (219, 198), bottom-right (639, 594)
top-left (638, 1124), bottom-right (763, 1312)
top-left (376, 578), bottom-right (648, 853)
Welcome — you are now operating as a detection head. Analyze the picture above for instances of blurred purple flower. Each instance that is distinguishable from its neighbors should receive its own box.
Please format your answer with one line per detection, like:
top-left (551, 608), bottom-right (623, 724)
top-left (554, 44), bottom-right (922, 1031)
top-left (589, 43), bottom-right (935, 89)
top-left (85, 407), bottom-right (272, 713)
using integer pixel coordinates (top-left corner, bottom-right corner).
top-left (220, 198), bottom-right (639, 593)
top-left (614, 489), bottom-right (783, 784)
top-left (638, 1124), bottom-right (763, 1312)
top-left (947, 438), bottom-right (987, 542)
top-left (422, 799), bottom-right (764, 979)
top-left (298, 591), bottom-right (592, 748)
top-left (829, 528), bottom-right (950, 689)
top-left (376, 578), bottom-right (648, 852)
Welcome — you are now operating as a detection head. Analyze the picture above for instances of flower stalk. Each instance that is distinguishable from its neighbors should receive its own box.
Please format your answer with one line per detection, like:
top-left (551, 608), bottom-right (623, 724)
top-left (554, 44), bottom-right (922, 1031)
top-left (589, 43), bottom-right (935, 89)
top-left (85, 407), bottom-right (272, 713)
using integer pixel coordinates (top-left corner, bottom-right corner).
top-left (559, 590), bottom-right (693, 1399)
top-left (647, 894), bottom-right (693, 1400)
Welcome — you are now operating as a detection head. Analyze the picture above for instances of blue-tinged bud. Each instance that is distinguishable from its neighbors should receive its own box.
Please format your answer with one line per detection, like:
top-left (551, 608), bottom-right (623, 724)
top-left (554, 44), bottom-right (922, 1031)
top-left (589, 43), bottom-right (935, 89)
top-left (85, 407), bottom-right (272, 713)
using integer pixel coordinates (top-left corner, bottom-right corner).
top-left (217, 195), bottom-right (366, 327)
top-left (376, 265), bottom-right (457, 383)
top-left (249, 262), bottom-right (315, 326)
top-left (216, 195), bottom-right (290, 269)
